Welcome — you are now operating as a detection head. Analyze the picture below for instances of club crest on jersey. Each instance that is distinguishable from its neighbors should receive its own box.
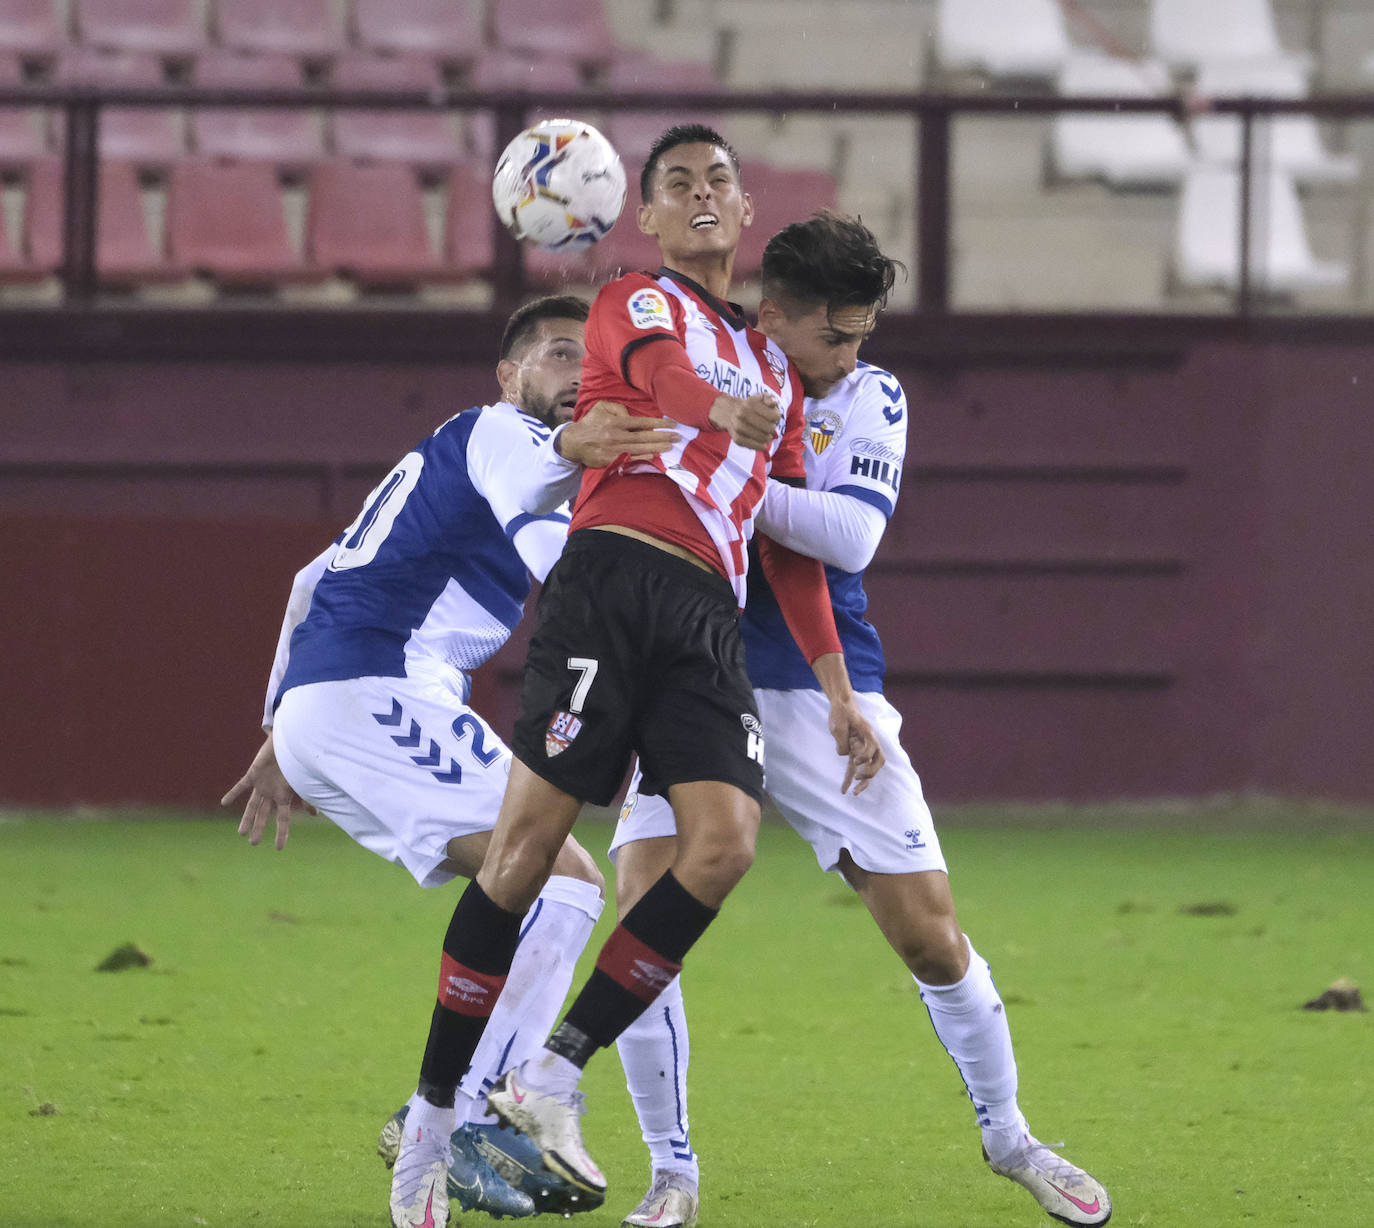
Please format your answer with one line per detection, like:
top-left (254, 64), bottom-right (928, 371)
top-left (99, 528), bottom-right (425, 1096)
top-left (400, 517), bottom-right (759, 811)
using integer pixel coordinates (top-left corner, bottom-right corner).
top-left (807, 409), bottom-right (844, 455)
top-left (628, 288), bottom-right (671, 330)
top-left (763, 346), bottom-right (786, 381)
top-left (545, 710), bottom-right (583, 757)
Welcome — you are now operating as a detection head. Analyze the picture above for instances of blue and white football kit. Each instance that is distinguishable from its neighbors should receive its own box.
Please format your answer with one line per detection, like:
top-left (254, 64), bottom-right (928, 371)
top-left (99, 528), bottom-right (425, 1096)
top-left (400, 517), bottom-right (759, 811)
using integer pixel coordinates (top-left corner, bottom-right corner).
top-left (610, 361), bottom-right (946, 878)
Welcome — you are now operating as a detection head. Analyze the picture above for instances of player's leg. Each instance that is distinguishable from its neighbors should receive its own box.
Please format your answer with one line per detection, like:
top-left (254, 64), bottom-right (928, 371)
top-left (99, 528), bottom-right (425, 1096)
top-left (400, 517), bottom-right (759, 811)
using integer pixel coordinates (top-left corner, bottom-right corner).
top-left (611, 807), bottom-right (699, 1228)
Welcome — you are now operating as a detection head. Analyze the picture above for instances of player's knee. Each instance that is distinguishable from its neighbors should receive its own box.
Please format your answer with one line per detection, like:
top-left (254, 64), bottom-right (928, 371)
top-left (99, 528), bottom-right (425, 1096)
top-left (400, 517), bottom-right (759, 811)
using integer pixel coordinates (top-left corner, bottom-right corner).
top-left (905, 921), bottom-right (967, 984)
top-left (685, 829), bottom-right (754, 894)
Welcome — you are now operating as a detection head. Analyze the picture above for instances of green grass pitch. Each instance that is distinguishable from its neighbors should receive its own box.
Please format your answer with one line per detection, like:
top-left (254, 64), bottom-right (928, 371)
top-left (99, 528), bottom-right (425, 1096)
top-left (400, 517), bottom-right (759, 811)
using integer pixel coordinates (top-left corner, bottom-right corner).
top-left (2, 802), bottom-right (1371, 1226)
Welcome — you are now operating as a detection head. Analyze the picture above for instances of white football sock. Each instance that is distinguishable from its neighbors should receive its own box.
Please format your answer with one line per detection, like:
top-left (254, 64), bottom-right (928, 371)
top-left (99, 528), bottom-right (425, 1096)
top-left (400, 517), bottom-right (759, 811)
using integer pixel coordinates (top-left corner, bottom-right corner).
top-left (915, 935), bottom-right (1028, 1163)
top-left (615, 975), bottom-right (698, 1182)
top-left (459, 875), bottom-right (603, 1116)
top-left (405, 1095), bottom-right (456, 1150)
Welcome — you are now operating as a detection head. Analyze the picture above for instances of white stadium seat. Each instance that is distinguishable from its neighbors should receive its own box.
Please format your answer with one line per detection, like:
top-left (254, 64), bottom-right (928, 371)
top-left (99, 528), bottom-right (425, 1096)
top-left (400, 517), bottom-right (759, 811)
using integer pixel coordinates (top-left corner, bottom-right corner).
top-left (1173, 164), bottom-right (1347, 293)
top-left (935, 0), bottom-right (1072, 80)
top-left (1149, 0), bottom-right (1311, 74)
top-left (1050, 52), bottom-right (1192, 188)
top-left (1190, 58), bottom-right (1358, 185)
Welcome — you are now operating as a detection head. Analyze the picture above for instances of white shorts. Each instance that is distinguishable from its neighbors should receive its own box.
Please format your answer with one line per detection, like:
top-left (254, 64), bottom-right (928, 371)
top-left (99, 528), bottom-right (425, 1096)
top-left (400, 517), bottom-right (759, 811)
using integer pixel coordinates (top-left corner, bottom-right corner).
top-left (273, 675), bottom-right (513, 888)
top-left (609, 689), bottom-right (946, 877)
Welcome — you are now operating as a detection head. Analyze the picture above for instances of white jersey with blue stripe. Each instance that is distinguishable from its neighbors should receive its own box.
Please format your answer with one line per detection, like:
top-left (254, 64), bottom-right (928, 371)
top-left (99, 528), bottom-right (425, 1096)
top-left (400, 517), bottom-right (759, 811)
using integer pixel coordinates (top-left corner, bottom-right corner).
top-left (271, 402), bottom-right (571, 713)
top-left (743, 360), bottom-right (908, 693)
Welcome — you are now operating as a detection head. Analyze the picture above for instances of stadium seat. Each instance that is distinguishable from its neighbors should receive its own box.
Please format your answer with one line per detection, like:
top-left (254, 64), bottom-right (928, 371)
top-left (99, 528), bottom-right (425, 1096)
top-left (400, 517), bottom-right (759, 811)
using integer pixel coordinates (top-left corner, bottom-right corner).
top-left (465, 52), bottom-right (585, 160)
top-left (1190, 58), bottom-right (1358, 185)
top-left (329, 52), bottom-right (459, 169)
top-left (443, 155), bottom-right (495, 277)
top-left (489, 0), bottom-right (613, 68)
top-left (25, 156), bottom-right (184, 284)
top-left (351, 0), bottom-right (482, 65)
top-left (190, 49), bottom-right (322, 165)
top-left (1050, 52), bottom-right (1192, 188)
top-left (600, 52), bottom-right (724, 163)
top-left (732, 164), bottom-right (838, 278)
top-left (0, 49), bottom-right (46, 165)
top-left (52, 49), bottom-right (184, 164)
top-left (213, 0), bottom-right (344, 58)
top-left (934, 0), bottom-right (1073, 80)
top-left (0, 0), bottom-right (63, 56)
top-left (74, 0), bottom-right (205, 57)
top-left (307, 159), bottom-right (445, 286)
top-left (167, 158), bottom-right (317, 285)
top-left (1149, 0), bottom-right (1311, 74)
top-left (1172, 163), bottom-right (1346, 294)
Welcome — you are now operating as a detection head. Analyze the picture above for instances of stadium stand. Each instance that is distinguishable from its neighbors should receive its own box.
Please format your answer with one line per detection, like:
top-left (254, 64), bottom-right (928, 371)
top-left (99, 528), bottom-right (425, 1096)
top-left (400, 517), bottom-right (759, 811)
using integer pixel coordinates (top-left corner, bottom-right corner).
top-left (443, 154), bottom-right (496, 279)
top-left (213, 0), bottom-right (345, 59)
top-left (1190, 57), bottom-right (1358, 185)
top-left (350, 0), bottom-right (483, 66)
top-left (329, 51), bottom-right (460, 170)
top-left (934, 0), bottom-right (1073, 81)
top-left (0, 48), bottom-right (45, 163)
top-left (0, 0), bottom-right (62, 57)
top-left (52, 47), bottom-right (183, 164)
top-left (190, 48), bottom-right (323, 166)
top-left (1149, 0), bottom-right (1312, 75)
top-left (1049, 52), bottom-right (1191, 188)
top-left (73, 0), bottom-right (205, 58)
top-left (1172, 163), bottom-right (1347, 294)
top-left (489, 0), bottom-right (614, 71)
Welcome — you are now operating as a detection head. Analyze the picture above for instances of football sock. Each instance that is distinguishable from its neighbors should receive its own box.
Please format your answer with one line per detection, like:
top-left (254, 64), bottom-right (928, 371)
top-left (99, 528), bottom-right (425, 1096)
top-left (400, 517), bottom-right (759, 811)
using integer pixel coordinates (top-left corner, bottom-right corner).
top-left (551, 870), bottom-right (717, 1066)
top-left (914, 935), bottom-right (1026, 1163)
top-left (460, 875), bottom-right (604, 1109)
top-left (616, 975), bottom-right (699, 1181)
top-left (403, 1095), bottom-right (455, 1153)
top-left (416, 880), bottom-right (523, 1109)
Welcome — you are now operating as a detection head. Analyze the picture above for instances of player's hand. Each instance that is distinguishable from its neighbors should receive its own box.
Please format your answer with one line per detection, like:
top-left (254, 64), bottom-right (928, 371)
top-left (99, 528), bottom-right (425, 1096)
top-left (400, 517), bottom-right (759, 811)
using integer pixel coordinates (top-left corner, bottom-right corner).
top-left (708, 391), bottom-right (781, 451)
top-left (221, 732), bottom-right (301, 851)
top-left (557, 400), bottom-right (679, 468)
top-left (827, 697), bottom-right (885, 796)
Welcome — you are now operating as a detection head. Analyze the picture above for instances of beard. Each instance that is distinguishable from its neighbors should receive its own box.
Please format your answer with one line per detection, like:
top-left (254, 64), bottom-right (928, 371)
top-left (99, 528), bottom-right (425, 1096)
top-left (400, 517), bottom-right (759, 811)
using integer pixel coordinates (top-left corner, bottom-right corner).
top-left (517, 376), bottom-right (564, 428)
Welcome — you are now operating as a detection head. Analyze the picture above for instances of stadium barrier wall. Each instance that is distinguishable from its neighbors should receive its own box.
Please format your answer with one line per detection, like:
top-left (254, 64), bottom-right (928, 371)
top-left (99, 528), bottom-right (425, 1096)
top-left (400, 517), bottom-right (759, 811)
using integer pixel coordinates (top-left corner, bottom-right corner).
top-left (3, 328), bottom-right (1370, 807)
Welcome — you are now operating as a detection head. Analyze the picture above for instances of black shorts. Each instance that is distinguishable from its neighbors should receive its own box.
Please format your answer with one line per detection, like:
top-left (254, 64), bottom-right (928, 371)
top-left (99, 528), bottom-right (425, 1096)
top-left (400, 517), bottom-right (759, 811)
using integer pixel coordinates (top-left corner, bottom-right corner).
top-left (510, 529), bottom-right (764, 807)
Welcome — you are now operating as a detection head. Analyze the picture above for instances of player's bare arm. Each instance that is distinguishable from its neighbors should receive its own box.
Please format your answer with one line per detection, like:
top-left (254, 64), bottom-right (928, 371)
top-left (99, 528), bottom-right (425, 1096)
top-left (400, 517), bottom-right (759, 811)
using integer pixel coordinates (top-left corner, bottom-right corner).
top-left (809, 651), bottom-right (885, 795)
top-left (707, 390), bottom-right (780, 451)
top-left (555, 399), bottom-right (680, 467)
top-left (222, 731), bottom-right (302, 851)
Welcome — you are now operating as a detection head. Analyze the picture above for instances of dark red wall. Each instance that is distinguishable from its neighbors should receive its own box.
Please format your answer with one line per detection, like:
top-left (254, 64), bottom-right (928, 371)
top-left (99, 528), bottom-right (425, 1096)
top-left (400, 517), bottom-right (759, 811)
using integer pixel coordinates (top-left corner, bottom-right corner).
top-left (3, 328), bottom-right (1371, 805)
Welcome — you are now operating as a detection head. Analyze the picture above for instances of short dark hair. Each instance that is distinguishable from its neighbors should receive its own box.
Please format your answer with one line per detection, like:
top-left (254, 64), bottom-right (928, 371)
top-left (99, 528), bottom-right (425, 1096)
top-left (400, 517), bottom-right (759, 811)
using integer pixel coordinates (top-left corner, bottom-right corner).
top-left (640, 123), bottom-right (741, 203)
top-left (761, 211), bottom-right (904, 316)
top-left (498, 294), bottom-right (590, 360)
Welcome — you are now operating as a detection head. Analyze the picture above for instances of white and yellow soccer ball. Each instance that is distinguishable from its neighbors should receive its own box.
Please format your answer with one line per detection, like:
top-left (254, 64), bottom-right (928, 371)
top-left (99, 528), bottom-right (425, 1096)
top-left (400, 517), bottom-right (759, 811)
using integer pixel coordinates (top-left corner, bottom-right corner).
top-left (492, 117), bottom-right (627, 250)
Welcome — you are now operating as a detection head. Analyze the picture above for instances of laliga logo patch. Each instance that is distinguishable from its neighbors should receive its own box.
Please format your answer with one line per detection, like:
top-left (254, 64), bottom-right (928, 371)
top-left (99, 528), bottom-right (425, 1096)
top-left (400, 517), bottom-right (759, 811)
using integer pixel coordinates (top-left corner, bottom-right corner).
top-left (545, 709), bottom-right (583, 757)
top-left (808, 409), bottom-right (844, 455)
top-left (628, 288), bottom-right (671, 330)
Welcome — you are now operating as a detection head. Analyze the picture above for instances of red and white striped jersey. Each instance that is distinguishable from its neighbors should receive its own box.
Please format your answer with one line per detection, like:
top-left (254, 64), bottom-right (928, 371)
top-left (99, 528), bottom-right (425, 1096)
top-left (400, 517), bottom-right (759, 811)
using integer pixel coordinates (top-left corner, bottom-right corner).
top-left (571, 267), bottom-right (806, 605)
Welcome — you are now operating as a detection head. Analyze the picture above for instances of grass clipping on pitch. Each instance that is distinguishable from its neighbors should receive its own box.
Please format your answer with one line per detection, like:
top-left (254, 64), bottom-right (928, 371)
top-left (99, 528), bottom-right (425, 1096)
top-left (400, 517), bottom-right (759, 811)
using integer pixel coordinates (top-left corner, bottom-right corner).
top-left (1, 803), bottom-right (1371, 1227)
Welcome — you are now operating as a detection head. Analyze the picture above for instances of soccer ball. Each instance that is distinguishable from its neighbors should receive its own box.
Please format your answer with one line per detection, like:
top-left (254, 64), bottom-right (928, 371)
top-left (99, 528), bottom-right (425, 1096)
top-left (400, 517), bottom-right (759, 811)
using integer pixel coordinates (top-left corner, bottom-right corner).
top-left (492, 117), bottom-right (627, 250)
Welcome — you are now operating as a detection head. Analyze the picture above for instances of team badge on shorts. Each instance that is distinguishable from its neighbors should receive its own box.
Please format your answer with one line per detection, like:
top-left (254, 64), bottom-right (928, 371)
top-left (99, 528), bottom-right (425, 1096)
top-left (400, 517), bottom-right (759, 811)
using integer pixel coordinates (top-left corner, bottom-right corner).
top-left (545, 710), bottom-right (583, 757)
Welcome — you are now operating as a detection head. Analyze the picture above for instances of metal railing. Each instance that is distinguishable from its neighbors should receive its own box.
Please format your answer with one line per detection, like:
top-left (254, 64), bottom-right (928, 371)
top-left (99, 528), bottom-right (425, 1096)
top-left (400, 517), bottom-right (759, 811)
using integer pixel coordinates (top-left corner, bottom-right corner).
top-left (2, 83), bottom-right (1372, 314)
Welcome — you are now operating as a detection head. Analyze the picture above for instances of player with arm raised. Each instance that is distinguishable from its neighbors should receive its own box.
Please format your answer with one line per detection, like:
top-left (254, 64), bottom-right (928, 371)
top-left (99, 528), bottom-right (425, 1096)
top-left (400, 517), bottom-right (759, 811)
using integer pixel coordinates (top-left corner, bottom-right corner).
top-left (609, 214), bottom-right (1113, 1228)
top-left (386, 125), bottom-right (885, 1227)
top-left (222, 295), bottom-right (678, 1227)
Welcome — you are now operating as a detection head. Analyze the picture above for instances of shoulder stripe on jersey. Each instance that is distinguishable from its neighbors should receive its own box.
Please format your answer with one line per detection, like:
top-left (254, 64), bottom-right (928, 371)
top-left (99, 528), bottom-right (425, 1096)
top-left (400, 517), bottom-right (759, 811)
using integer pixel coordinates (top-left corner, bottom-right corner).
top-left (619, 331), bottom-right (677, 385)
top-left (831, 483), bottom-right (895, 517)
top-left (505, 510), bottom-right (571, 539)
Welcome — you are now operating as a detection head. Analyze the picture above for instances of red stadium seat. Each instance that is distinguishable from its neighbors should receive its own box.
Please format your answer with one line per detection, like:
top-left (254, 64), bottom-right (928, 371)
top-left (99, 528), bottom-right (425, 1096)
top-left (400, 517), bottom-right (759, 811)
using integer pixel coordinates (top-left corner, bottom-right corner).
top-left (52, 49), bottom-right (183, 164)
top-left (489, 0), bottom-right (612, 67)
top-left (443, 155), bottom-right (495, 278)
top-left (307, 159), bottom-right (445, 287)
top-left (213, 0), bottom-right (344, 58)
top-left (25, 156), bottom-right (185, 284)
top-left (0, 50), bottom-right (46, 166)
top-left (465, 51), bottom-right (586, 160)
top-left (600, 52), bottom-right (724, 162)
top-left (329, 52), bottom-right (459, 170)
top-left (167, 158), bottom-right (318, 285)
top-left (74, 0), bottom-right (205, 56)
top-left (0, 0), bottom-right (64, 56)
top-left (190, 49), bottom-right (322, 165)
top-left (351, 0), bottom-right (482, 64)
top-left (731, 164), bottom-right (838, 279)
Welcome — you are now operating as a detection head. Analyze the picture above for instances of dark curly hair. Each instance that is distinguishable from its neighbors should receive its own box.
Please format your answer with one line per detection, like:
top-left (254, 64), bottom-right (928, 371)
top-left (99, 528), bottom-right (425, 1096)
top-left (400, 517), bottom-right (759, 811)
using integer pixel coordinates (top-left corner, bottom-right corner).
top-left (498, 294), bottom-right (590, 360)
top-left (761, 211), bottom-right (904, 315)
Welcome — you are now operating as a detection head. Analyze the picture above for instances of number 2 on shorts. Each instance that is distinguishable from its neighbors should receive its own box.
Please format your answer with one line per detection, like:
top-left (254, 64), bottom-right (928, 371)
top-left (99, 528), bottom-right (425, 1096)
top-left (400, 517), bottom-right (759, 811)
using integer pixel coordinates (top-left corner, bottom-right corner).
top-left (566, 657), bottom-right (598, 713)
